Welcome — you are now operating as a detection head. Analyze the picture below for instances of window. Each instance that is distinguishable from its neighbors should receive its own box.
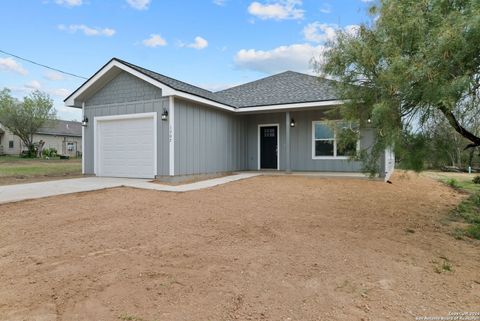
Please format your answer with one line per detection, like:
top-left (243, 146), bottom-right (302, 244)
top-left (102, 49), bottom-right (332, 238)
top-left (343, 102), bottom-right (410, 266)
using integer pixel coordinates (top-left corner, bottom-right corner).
top-left (67, 142), bottom-right (75, 152)
top-left (312, 121), bottom-right (359, 159)
top-left (8, 140), bottom-right (14, 149)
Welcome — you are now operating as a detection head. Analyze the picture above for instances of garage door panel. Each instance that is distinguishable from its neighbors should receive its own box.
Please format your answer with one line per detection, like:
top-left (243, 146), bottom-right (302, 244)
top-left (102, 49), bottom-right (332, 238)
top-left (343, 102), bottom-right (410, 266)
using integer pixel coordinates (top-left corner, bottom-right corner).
top-left (97, 115), bottom-right (156, 178)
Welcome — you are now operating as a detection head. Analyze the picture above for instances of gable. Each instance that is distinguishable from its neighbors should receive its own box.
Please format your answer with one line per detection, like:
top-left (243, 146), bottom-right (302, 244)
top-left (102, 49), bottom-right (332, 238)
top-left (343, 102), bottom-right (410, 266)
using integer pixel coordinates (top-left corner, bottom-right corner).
top-left (86, 71), bottom-right (163, 106)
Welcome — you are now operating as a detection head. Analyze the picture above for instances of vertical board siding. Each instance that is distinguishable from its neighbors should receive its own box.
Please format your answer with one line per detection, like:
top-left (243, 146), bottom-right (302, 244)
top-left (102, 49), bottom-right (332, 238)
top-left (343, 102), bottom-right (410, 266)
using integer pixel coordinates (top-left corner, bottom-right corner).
top-left (245, 110), bottom-right (373, 172)
top-left (83, 98), bottom-right (170, 176)
top-left (174, 99), bottom-right (247, 175)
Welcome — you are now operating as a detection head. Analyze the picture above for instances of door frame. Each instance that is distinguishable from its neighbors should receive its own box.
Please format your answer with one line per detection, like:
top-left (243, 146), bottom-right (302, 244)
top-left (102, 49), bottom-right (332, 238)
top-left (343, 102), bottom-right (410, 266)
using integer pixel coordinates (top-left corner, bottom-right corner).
top-left (258, 123), bottom-right (280, 170)
top-left (94, 112), bottom-right (157, 177)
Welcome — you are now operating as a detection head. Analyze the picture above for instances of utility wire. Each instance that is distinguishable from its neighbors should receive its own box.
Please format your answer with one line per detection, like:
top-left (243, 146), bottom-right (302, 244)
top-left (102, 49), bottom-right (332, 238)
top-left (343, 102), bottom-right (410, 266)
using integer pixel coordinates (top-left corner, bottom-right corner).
top-left (0, 49), bottom-right (88, 80)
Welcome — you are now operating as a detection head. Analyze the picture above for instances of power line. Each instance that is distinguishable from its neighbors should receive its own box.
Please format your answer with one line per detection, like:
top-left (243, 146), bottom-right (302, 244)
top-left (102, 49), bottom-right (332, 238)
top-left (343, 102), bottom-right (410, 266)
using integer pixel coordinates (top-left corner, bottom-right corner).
top-left (0, 49), bottom-right (88, 80)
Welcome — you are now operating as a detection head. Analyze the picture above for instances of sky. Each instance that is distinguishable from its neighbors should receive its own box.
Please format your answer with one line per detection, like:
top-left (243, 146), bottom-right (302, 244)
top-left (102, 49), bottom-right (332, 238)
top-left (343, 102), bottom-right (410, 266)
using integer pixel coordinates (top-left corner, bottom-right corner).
top-left (0, 0), bottom-right (374, 121)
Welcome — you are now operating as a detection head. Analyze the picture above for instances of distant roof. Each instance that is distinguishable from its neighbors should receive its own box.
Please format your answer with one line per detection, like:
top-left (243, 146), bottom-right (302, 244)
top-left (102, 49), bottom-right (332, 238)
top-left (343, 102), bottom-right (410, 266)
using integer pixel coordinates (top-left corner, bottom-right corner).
top-left (37, 120), bottom-right (82, 137)
top-left (114, 59), bottom-right (341, 108)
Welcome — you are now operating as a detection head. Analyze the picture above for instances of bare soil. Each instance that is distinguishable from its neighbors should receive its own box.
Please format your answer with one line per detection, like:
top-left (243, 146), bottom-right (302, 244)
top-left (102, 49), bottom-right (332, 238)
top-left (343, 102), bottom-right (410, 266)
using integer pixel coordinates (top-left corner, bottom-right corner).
top-left (0, 172), bottom-right (479, 321)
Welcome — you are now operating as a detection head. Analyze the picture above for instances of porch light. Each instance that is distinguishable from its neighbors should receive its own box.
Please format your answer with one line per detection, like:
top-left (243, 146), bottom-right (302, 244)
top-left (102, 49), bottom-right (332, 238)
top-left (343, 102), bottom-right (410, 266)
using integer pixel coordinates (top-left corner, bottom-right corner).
top-left (81, 116), bottom-right (88, 127)
top-left (367, 118), bottom-right (372, 124)
top-left (290, 118), bottom-right (296, 127)
top-left (161, 109), bottom-right (169, 121)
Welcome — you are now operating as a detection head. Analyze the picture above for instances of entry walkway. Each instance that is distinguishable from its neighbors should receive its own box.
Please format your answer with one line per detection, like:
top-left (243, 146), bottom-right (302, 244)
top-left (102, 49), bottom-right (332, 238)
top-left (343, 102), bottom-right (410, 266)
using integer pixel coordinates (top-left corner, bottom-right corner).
top-left (0, 173), bottom-right (260, 204)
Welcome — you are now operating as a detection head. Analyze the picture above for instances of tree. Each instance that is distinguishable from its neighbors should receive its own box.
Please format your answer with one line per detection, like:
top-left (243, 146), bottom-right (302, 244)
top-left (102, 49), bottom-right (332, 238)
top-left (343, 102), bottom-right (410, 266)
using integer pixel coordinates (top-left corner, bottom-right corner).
top-left (319, 0), bottom-right (480, 172)
top-left (0, 88), bottom-right (56, 157)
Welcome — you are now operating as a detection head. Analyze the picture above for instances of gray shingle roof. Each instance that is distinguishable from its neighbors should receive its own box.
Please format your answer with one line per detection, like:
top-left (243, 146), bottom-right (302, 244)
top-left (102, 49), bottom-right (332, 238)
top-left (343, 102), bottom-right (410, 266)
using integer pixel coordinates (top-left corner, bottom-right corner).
top-left (116, 59), bottom-right (233, 106)
top-left (114, 58), bottom-right (341, 108)
top-left (37, 120), bottom-right (82, 137)
top-left (215, 71), bottom-right (340, 108)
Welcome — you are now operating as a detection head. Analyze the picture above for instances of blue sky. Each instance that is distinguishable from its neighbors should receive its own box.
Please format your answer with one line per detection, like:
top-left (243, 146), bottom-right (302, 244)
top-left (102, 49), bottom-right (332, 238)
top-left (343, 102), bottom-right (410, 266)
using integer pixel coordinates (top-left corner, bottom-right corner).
top-left (0, 0), bottom-right (373, 121)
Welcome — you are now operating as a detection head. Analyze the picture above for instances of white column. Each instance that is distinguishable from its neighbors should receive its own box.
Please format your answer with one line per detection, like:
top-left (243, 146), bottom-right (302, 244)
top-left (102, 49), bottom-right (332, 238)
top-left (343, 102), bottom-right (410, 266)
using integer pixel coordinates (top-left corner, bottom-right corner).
top-left (285, 111), bottom-right (291, 173)
top-left (168, 96), bottom-right (175, 176)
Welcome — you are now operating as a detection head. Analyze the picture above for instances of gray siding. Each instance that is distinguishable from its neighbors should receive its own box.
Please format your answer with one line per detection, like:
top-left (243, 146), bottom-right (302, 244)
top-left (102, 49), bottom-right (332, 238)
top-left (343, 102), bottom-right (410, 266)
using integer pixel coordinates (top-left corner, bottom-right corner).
top-left (86, 72), bottom-right (163, 106)
top-left (84, 99), bottom-right (170, 176)
top-left (245, 110), bottom-right (374, 172)
top-left (174, 98), bottom-right (247, 175)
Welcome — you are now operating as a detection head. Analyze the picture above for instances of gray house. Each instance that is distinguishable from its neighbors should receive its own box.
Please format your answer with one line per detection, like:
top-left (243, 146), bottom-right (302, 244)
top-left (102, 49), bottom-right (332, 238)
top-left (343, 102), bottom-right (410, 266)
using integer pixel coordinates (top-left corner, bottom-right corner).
top-left (65, 58), bottom-right (394, 179)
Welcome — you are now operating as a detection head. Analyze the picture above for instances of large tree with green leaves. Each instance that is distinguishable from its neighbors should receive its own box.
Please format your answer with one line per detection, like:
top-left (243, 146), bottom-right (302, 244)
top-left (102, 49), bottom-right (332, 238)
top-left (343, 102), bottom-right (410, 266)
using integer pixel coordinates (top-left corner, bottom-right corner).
top-left (320, 0), bottom-right (480, 172)
top-left (0, 88), bottom-right (55, 156)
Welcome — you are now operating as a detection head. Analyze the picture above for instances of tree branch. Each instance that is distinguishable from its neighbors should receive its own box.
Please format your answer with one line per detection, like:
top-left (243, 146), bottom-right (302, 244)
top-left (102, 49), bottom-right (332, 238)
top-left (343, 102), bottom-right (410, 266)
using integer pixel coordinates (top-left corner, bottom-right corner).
top-left (438, 104), bottom-right (480, 149)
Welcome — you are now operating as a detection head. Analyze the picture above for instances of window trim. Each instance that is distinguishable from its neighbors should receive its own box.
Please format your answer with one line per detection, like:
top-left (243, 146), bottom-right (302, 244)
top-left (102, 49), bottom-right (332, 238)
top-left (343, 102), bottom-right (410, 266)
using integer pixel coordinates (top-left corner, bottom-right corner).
top-left (311, 121), bottom-right (359, 160)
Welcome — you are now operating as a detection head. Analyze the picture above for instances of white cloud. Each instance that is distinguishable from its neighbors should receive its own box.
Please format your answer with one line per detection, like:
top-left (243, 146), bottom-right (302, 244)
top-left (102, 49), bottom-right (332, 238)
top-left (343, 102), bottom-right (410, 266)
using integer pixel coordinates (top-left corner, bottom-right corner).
top-left (25, 80), bottom-right (42, 90)
top-left (360, 0), bottom-right (374, 2)
top-left (303, 22), bottom-right (360, 43)
top-left (248, 0), bottom-right (304, 20)
top-left (44, 71), bottom-right (66, 81)
top-left (126, 0), bottom-right (150, 10)
top-left (0, 57), bottom-right (28, 75)
top-left (58, 24), bottom-right (116, 37)
top-left (234, 43), bottom-right (327, 74)
top-left (55, 0), bottom-right (83, 7)
top-left (213, 0), bottom-right (226, 5)
top-left (142, 34), bottom-right (167, 47)
top-left (181, 36), bottom-right (209, 50)
top-left (319, 3), bottom-right (331, 13)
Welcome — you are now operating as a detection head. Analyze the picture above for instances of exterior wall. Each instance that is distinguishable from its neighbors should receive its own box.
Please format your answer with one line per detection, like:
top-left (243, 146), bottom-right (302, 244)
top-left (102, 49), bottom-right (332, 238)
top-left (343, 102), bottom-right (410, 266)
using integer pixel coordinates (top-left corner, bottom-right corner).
top-left (245, 110), bottom-right (374, 172)
top-left (86, 71), bottom-right (163, 106)
top-left (174, 98), bottom-right (247, 176)
top-left (0, 123), bottom-right (22, 155)
top-left (34, 134), bottom-right (82, 157)
top-left (0, 124), bottom-right (81, 157)
top-left (83, 72), bottom-right (170, 176)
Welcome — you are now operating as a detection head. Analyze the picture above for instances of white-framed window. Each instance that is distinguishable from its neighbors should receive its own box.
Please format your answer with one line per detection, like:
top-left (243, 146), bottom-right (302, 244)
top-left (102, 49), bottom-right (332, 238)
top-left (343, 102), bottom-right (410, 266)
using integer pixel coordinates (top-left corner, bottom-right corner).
top-left (67, 142), bottom-right (75, 152)
top-left (312, 121), bottom-right (359, 159)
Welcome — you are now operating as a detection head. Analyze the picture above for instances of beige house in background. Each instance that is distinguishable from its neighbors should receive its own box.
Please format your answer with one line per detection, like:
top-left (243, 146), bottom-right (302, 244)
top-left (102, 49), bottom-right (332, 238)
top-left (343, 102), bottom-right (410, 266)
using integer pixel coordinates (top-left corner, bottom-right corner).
top-left (0, 120), bottom-right (82, 157)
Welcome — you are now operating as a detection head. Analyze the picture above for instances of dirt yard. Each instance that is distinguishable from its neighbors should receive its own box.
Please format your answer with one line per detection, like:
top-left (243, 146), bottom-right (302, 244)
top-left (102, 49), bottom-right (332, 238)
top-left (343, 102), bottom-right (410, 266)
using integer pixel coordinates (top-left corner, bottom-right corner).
top-left (0, 173), bottom-right (479, 321)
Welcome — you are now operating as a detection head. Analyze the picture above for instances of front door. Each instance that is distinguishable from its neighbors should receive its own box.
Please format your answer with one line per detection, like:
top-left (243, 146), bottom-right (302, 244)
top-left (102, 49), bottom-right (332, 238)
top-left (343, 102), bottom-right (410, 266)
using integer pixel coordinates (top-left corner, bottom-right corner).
top-left (260, 126), bottom-right (278, 169)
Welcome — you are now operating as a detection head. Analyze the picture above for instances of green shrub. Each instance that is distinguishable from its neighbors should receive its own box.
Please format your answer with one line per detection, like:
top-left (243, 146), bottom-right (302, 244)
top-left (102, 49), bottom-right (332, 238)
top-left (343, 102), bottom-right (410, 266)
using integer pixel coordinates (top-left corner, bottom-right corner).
top-left (43, 148), bottom-right (57, 158)
top-left (447, 178), bottom-right (459, 188)
top-left (473, 176), bottom-right (480, 184)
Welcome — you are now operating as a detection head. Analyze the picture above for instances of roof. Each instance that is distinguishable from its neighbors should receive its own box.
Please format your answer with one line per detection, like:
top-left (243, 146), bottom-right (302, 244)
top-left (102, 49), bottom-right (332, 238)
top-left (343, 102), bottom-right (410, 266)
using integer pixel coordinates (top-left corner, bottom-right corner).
top-left (36, 120), bottom-right (82, 137)
top-left (65, 58), bottom-right (343, 110)
top-left (215, 71), bottom-right (339, 108)
top-left (115, 59), bottom-right (234, 107)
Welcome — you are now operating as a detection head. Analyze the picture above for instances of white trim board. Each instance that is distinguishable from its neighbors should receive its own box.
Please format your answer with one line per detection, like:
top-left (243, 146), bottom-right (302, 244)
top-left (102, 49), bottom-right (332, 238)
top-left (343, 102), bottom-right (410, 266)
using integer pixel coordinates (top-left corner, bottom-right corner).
top-left (93, 112), bottom-right (157, 178)
top-left (168, 96), bottom-right (175, 176)
top-left (258, 123), bottom-right (280, 170)
top-left (81, 102), bottom-right (85, 174)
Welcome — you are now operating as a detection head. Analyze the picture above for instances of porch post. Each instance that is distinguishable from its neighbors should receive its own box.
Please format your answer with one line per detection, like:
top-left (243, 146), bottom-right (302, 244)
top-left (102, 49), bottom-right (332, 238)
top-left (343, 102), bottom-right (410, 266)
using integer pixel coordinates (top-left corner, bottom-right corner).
top-left (285, 111), bottom-right (291, 173)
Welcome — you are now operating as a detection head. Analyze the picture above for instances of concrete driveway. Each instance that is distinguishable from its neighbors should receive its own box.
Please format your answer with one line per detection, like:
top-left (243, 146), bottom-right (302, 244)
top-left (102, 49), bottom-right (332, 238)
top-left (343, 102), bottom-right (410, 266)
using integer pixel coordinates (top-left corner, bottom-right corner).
top-left (0, 174), bottom-right (259, 204)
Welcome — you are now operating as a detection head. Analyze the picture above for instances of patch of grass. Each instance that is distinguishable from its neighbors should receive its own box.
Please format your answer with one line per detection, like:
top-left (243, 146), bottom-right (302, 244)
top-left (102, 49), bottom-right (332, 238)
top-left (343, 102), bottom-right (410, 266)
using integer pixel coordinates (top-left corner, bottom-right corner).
top-left (432, 257), bottom-right (453, 274)
top-left (0, 156), bottom-right (81, 178)
top-left (446, 178), bottom-right (460, 189)
top-left (450, 193), bottom-right (480, 240)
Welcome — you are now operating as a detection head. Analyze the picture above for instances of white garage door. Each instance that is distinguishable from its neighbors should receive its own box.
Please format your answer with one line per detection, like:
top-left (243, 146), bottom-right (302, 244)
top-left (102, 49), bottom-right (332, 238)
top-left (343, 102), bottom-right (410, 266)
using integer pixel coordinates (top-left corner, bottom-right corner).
top-left (96, 114), bottom-right (156, 178)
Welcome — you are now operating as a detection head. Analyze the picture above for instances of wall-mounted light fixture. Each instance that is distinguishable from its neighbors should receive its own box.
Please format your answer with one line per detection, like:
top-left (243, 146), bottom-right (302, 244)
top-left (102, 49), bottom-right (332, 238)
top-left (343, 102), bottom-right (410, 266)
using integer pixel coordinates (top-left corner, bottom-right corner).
top-left (81, 116), bottom-right (88, 127)
top-left (290, 118), bottom-right (296, 127)
top-left (161, 109), bottom-right (169, 121)
top-left (367, 118), bottom-right (372, 124)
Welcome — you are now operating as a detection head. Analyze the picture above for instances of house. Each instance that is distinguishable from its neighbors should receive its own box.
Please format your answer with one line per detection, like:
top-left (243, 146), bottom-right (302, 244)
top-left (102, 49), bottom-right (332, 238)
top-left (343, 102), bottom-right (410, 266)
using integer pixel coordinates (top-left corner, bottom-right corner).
top-left (0, 120), bottom-right (82, 157)
top-left (64, 58), bottom-right (394, 179)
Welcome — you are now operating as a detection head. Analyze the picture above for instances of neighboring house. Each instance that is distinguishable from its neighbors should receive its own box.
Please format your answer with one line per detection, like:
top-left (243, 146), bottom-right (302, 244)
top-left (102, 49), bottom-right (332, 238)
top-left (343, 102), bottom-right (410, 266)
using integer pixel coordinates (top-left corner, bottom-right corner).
top-left (64, 58), bottom-right (394, 179)
top-left (0, 120), bottom-right (82, 157)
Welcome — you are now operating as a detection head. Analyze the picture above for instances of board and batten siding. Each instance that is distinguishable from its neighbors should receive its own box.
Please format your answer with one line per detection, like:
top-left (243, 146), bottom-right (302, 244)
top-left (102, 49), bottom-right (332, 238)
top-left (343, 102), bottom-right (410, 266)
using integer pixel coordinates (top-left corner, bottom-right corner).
top-left (245, 110), bottom-right (375, 172)
top-left (173, 98), bottom-right (247, 176)
top-left (83, 71), bottom-right (170, 176)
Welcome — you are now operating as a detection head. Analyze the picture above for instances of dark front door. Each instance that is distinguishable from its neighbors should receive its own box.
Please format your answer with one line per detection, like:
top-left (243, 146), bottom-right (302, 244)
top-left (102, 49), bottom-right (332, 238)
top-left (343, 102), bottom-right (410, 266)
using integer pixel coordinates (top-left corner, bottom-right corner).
top-left (260, 126), bottom-right (278, 169)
